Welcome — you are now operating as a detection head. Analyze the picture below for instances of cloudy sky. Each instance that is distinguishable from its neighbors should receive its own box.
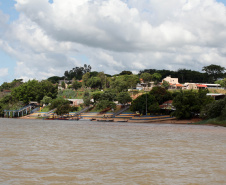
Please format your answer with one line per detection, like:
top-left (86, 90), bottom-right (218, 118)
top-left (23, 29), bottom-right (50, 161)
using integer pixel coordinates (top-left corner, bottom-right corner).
top-left (0, 0), bottom-right (226, 85)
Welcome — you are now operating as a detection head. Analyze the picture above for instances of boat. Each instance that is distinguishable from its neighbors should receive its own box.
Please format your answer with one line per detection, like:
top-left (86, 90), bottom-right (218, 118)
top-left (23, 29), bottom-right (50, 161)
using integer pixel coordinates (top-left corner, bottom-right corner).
top-left (97, 118), bottom-right (114, 122)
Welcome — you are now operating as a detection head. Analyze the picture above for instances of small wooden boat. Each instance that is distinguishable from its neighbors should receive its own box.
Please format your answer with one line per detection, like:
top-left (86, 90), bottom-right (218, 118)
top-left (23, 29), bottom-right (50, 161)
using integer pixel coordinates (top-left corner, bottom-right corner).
top-left (97, 119), bottom-right (114, 122)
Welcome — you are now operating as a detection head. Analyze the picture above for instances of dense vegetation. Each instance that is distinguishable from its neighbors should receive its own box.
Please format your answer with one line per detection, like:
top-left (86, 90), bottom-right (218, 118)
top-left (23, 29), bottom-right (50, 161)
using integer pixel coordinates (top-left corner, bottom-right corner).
top-left (172, 89), bottom-right (214, 119)
top-left (0, 80), bottom-right (58, 116)
top-left (0, 79), bottom-right (23, 92)
top-left (11, 80), bottom-right (58, 104)
top-left (0, 64), bottom-right (225, 123)
top-left (139, 64), bottom-right (225, 84)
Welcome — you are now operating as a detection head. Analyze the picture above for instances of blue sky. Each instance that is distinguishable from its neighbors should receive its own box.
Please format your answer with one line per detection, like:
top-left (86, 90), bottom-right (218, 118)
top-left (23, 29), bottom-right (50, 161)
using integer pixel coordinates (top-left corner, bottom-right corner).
top-left (0, 0), bottom-right (18, 84)
top-left (218, 0), bottom-right (226, 4)
top-left (0, 0), bottom-right (19, 22)
top-left (0, 0), bottom-right (226, 85)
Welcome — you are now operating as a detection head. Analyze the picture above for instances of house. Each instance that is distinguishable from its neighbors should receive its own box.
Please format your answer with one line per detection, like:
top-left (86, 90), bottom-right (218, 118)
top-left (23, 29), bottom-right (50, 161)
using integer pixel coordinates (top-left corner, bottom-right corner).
top-left (196, 84), bottom-right (207, 89)
top-left (159, 100), bottom-right (175, 110)
top-left (183, 83), bottom-right (221, 90)
top-left (159, 100), bottom-right (176, 114)
top-left (58, 80), bottom-right (72, 90)
top-left (162, 76), bottom-right (183, 89)
top-left (183, 83), bottom-right (198, 90)
top-left (67, 99), bottom-right (84, 106)
top-left (202, 84), bottom-right (221, 89)
top-left (137, 79), bottom-right (155, 91)
top-left (162, 76), bottom-right (179, 85)
top-left (206, 93), bottom-right (225, 100)
top-left (175, 84), bottom-right (184, 89)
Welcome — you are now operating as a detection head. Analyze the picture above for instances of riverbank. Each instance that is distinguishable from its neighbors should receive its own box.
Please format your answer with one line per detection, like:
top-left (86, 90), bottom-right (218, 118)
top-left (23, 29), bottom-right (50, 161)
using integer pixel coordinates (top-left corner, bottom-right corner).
top-left (194, 119), bottom-right (226, 127)
top-left (5, 115), bottom-right (224, 127)
top-left (15, 116), bottom-right (216, 126)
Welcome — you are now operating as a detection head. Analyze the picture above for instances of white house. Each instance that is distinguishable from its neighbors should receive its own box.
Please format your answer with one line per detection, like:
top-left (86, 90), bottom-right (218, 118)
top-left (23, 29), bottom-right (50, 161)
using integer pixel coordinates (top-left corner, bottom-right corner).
top-left (162, 76), bottom-right (179, 85)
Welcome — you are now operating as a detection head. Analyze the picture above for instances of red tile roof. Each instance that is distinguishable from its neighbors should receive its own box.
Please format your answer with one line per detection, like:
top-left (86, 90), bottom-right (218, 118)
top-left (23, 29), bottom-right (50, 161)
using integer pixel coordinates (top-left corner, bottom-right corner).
top-left (176, 84), bottom-right (183, 87)
top-left (196, 84), bottom-right (207, 88)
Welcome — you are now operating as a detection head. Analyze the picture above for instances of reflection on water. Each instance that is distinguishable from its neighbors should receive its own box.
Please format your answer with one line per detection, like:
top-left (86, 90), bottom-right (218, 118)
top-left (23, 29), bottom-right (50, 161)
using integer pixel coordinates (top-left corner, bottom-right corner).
top-left (0, 118), bottom-right (226, 185)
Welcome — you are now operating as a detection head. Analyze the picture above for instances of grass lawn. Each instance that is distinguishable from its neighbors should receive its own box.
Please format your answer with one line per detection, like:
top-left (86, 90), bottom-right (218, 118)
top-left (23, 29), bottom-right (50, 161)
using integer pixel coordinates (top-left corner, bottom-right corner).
top-left (208, 88), bottom-right (226, 94)
top-left (88, 106), bottom-right (102, 113)
top-left (40, 106), bottom-right (50, 112)
top-left (196, 118), bottom-right (226, 127)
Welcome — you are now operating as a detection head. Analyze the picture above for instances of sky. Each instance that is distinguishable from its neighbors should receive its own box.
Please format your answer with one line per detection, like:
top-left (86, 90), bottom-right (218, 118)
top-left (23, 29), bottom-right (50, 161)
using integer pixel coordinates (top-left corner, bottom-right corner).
top-left (0, 0), bottom-right (226, 85)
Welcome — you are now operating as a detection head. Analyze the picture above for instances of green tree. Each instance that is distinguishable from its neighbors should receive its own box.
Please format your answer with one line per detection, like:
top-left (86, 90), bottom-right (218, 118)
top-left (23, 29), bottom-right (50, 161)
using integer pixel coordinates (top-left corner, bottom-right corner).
top-left (92, 91), bottom-right (103, 103)
top-left (47, 76), bottom-right (64, 84)
top-left (101, 90), bottom-right (117, 101)
top-left (82, 72), bottom-right (90, 87)
top-left (0, 82), bottom-right (10, 91)
top-left (83, 91), bottom-right (91, 106)
top-left (49, 97), bottom-right (70, 110)
top-left (119, 70), bottom-right (133, 75)
top-left (220, 78), bottom-right (226, 89)
top-left (11, 80), bottom-right (57, 104)
top-left (0, 103), bottom-right (4, 117)
top-left (149, 86), bottom-right (172, 105)
top-left (173, 90), bottom-right (214, 119)
top-left (110, 75), bottom-right (139, 92)
top-left (55, 104), bottom-right (71, 116)
top-left (110, 76), bottom-right (127, 92)
top-left (172, 90), bottom-right (196, 119)
top-left (149, 102), bottom-right (160, 114)
top-left (130, 94), bottom-right (158, 115)
top-left (124, 75), bottom-right (140, 89)
top-left (0, 94), bottom-right (16, 116)
top-left (202, 64), bottom-right (225, 83)
top-left (64, 64), bottom-right (91, 80)
top-left (139, 68), bottom-right (210, 83)
top-left (86, 77), bottom-right (102, 89)
top-left (200, 97), bottom-right (226, 119)
top-left (72, 80), bottom-right (82, 90)
top-left (0, 79), bottom-right (23, 92)
top-left (93, 90), bottom-right (117, 110)
top-left (161, 80), bottom-right (170, 89)
top-left (215, 78), bottom-right (226, 89)
top-left (61, 81), bottom-right (66, 89)
top-left (219, 106), bottom-right (226, 121)
top-left (96, 100), bottom-right (116, 110)
top-left (140, 72), bottom-right (152, 83)
top-left (152, 73), bottom-right (162, 84)
top-left (41, 96), bottom-right (52, 105)
top-left (117, 92), bottom-right (132, 105)
top-left (48, 97), bottom-right (73, 116)
top-left (90, 71), bottom-right (99, 77)
top-left (97, 72), bottom-right (107, 89)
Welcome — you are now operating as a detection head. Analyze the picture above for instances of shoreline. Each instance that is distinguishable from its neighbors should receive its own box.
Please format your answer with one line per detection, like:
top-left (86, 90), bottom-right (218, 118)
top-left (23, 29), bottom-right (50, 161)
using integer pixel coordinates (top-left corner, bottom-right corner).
top-left (2, 116), bottom-right (218, 126)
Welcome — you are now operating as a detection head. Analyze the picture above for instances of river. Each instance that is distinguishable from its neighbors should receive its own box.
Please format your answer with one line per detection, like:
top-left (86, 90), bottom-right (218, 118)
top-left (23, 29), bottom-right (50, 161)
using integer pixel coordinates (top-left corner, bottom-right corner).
top-left (0, 118), bottom-right (226, 185)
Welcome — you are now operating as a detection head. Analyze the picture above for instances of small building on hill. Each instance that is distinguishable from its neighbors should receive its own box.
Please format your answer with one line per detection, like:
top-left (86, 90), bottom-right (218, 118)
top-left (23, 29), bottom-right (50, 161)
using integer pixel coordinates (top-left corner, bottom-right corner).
top-left (203, 84), bottom-right (221, 89)
top-left (67, 99), bottom-right (84, 106)
top-left (184, 83), bottom-right (198, 90)
top-left (206, 93), bottom-right (225, 100)
top-left (159, 100), bottom-right (176, 114)
top-left (58, 80), bottom-right (72, 90)
top-left (196, 84), bottom-right (207, 89)
top-left (162, 76), bottom-right (179, 85)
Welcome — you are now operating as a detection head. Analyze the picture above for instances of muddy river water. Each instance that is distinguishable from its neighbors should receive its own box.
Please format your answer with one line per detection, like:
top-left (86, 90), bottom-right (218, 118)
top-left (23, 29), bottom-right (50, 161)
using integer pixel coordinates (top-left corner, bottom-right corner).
top-left (0, 118), bottom-right (226, 185)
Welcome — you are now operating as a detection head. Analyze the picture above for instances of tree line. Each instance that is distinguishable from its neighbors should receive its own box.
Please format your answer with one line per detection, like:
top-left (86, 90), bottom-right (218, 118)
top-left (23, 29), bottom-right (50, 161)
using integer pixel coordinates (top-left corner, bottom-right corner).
top-left (139, 64), bottom-right (226, 84)
top-left (46, 64), bottom-right (226, 89)
top-left (0, 64), bottom-right (225, 121)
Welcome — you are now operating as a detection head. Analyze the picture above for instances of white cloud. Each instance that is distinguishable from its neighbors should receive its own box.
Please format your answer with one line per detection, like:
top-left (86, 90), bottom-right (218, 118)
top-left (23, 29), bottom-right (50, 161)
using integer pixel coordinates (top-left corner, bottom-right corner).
top-left (0, 68), bottom-right (8, 77)
top-left (14, 0), bottom-right (225, 50)
top-left (0, 0), bottom-right (225, 82)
